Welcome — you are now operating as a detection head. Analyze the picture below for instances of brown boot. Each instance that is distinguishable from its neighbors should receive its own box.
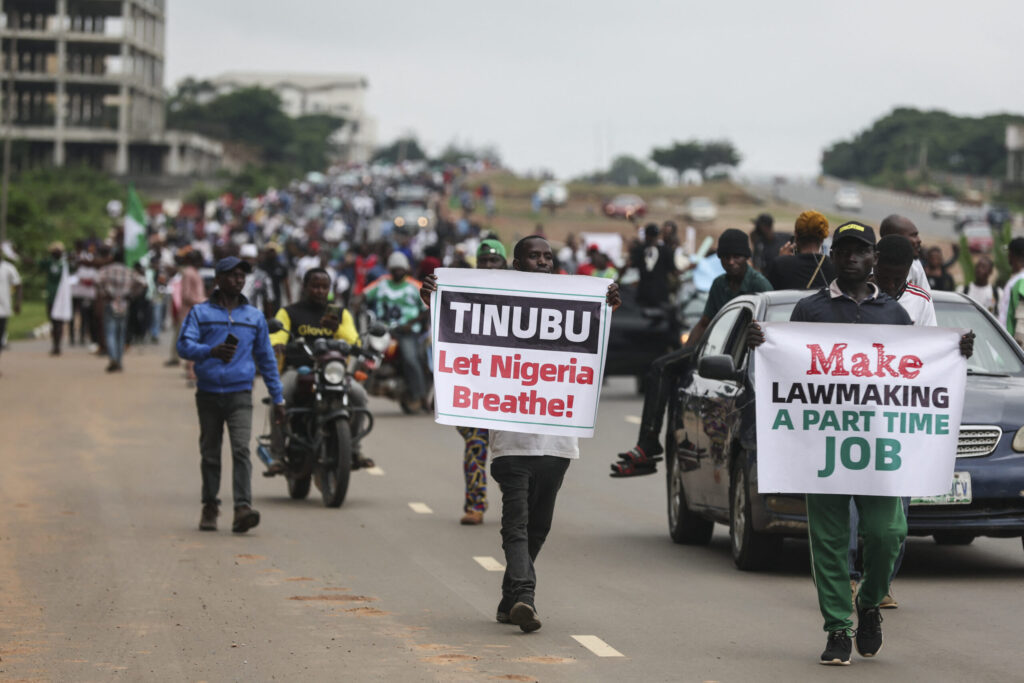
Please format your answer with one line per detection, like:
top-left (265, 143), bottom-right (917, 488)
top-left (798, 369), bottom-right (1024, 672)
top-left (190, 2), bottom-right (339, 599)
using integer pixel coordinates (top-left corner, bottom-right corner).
top-left (460, 510), bottom-right (484, 525)
top-left (199, 503), bottom-right (218, 531)
top-left (232, 505), bottom-right (260, 533)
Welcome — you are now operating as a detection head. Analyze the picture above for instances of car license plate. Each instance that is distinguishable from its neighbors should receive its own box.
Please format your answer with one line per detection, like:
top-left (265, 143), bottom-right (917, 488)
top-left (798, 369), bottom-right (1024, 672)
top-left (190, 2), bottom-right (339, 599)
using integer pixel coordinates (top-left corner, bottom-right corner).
top-left (910, 472), bottom-right (972, 506)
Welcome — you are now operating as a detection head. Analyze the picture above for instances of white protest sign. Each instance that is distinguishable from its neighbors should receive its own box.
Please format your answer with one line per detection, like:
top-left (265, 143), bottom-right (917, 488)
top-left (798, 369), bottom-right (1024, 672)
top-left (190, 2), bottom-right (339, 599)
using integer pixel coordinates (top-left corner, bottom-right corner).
top-left (430, 268), bottom-right (612, 437)
top-left (754, 322), bottom-right (966, 496)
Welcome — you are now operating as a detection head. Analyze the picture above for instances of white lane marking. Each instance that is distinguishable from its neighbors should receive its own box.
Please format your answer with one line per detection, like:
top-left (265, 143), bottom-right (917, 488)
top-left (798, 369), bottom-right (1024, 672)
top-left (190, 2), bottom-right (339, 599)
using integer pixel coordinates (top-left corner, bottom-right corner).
top-left (572, 635), bottom-right (625, 658)
top-left (366, 466), bottom-right (385, 476)
top-left (473, 556), bottom-right (505, 571)
top-left (408, 502), bottom-right (433, 514)
top-left (624, 415), bottom-right (642, 425)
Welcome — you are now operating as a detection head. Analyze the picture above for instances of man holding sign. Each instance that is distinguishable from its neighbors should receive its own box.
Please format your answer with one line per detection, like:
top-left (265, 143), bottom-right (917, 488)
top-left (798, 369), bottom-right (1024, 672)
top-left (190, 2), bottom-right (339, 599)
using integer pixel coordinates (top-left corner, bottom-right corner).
top-left (749, 221), bottom-right (973, 665)
top-left (428, 235), bottom-right (620, 633)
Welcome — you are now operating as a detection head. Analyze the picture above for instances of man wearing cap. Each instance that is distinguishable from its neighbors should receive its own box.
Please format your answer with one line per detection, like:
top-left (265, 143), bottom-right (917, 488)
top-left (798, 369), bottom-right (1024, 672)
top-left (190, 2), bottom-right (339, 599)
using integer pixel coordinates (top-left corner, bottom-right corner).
top-left (750, 213), bottom-right (792, 273)
top-left (177, 256), bottom-right (285, 534)
top-left (421, 239), bottom-right (508, 525)
top-left (362, 252), bottom-right (429, 410)
top-left (611, 228), bottom-right (771, 476)
top-left (747, 221), bottom-right (974, 665)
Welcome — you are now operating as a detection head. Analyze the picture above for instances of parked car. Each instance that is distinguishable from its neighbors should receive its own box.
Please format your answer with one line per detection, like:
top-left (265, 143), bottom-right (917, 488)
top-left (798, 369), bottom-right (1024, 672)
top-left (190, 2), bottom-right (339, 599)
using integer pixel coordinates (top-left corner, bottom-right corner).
top-left (962, 222), bottom-right (994, 253)
top-left (684, 196), bottom-right (718, 222)
top-left (987, 205), bottom-right (1012, 228)
top-left (536, 181), bottom-right (569, 207)
top-left (931, 197), bottom-right (958, 219)
top-left (603, 194), bottom-right (647, 219)
top-left (834, 186), bottom-right (863, 211)
top-left (665, 290), bottom-right (1024, 570)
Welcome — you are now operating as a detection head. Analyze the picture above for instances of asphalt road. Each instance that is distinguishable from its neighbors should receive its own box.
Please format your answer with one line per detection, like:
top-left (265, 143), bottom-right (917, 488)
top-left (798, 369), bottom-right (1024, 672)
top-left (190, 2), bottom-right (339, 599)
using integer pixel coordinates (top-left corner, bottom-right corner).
top-left (2, 339), bottom-right (1023, 682)
top-left (750, 178), bottom-right (961, 242)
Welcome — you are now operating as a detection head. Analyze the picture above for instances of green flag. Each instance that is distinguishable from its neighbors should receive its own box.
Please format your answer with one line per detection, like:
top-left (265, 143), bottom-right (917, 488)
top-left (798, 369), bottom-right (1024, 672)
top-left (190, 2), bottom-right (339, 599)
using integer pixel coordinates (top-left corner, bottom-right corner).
top-left (124, 185), bottom-right (147, 267)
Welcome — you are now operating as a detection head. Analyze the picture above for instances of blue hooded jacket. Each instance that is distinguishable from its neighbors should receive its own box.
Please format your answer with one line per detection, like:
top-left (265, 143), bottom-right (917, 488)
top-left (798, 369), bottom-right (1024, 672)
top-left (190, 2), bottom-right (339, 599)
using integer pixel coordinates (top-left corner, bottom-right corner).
top-left (176, 293), bottom-right (284, 404)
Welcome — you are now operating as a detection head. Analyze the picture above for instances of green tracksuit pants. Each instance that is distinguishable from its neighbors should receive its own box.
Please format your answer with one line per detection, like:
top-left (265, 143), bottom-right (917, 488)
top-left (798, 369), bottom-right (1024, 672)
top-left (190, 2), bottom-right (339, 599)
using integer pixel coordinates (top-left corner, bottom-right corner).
top-left (806, 493), bottom-right (907, 632)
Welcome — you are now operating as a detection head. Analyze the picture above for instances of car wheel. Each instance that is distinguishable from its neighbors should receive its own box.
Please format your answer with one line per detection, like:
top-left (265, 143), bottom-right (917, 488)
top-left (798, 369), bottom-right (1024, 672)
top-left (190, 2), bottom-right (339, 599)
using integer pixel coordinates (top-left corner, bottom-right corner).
top-left (932, 532), bottom-right (975, 546)
top-left (664, 402), bottom-right (713, 545)
top-left (729, 456), bottom-right (782, 571)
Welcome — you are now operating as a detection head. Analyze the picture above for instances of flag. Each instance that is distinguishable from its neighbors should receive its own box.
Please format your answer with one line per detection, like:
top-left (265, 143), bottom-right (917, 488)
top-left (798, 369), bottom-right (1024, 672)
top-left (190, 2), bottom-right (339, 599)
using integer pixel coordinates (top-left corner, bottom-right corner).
top-left (124, 185), bottom-right (147, 267)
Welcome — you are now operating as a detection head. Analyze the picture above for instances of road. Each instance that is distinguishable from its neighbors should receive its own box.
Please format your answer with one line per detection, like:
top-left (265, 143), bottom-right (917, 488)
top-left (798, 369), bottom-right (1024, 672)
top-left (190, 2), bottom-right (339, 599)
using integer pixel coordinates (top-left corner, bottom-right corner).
top-left (2, 339), bottom-right (1022, 682)
top-left (750, 178), bottom-right (961, 242)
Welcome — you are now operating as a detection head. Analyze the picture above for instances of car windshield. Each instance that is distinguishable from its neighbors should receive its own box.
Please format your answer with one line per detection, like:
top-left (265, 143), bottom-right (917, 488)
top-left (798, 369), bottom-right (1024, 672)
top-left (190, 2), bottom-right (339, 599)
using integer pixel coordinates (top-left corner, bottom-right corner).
top-left (765, 299), bottom-right (1024, 376)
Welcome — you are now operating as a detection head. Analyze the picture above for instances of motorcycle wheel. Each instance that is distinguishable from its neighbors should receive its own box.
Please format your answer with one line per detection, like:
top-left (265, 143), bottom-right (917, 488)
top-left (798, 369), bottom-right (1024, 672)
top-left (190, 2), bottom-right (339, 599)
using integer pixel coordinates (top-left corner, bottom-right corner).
top-left (286, 474), bottom-right (311, 500)
top-left (320, 420), bottom-right (353, 508)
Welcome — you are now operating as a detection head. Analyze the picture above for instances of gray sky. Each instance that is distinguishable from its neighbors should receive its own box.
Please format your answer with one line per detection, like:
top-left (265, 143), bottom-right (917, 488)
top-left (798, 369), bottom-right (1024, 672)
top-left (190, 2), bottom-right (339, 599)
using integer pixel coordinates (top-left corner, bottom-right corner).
top-left (166, 1), bottom-right (1024, 179)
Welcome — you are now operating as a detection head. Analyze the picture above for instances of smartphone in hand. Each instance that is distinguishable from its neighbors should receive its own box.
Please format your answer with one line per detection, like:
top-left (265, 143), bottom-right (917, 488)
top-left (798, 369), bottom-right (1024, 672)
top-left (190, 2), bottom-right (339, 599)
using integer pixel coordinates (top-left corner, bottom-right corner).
top-left (326, 303), bottom-right (341, 319)
top-left (225, 333), bottom-right (239, 346)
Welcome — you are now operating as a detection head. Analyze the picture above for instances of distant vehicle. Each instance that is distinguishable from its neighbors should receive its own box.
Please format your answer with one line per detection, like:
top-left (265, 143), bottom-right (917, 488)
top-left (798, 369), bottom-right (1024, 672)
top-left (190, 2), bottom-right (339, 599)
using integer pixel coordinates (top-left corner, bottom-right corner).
top-left (389, 204), bottom-right (436, 231)
top-left (394, 185), bottom-right (430, 206)
top-left (603, 194), bottom-right (647, 219)
top-left (987, 205), bottom-right (1012, 228)
top-left (684, 196), bottom-right (718, 222)
top-left (931, 197), bottom-right (958, 219)
top-left (833, 186), bottom-right (863, 211)
top-left (955, 206), bottom-right (986, 226)
top-left (962, 222), bottom-right (994, 253)
top-left (536, 181), bottom-right (568, 207)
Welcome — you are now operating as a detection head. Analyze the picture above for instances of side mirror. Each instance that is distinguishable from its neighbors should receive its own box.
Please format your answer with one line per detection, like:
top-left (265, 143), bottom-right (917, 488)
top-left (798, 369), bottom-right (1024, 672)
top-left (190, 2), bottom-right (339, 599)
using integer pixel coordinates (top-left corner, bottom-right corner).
top-left (698, 354), bottom-right (739, 382)
top-left (267, 318), bottom-right (284, 333)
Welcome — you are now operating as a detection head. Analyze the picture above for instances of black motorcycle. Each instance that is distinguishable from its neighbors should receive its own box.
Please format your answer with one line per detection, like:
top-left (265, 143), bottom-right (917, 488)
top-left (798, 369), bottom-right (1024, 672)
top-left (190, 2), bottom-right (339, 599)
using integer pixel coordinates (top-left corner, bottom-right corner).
top-left (262, 321), bottom-right (375, 508)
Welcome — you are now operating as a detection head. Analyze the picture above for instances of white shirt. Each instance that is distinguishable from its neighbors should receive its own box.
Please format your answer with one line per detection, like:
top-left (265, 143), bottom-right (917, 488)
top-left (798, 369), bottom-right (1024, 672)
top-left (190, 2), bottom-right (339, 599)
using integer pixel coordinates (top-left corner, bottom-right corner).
top-left (964, 282), bottom-right (995, 313)
top-left (489, 431), bottom-right (579, 460)
top-left (0, 260), bottom-right (22, 317)
top-left (898, 282), bottom-right (937, 326)
top-left (908, 259), bottom-right (931, 294)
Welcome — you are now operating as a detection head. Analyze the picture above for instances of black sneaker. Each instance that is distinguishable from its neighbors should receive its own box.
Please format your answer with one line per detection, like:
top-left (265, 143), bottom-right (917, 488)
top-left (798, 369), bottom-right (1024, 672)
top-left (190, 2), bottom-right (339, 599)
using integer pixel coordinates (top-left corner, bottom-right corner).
top-left (855, 603), bottom-right (884, 657)
top-left (232, 505), bottom-right (260, 533)
top-left (496, 596), bottom-right (513, 624)
top-left (509, 602), bottom-right (541, 633)
top-left (820, 630), bottom-right (852, 666)
top-left (199, 503), bottom-right (218, 531)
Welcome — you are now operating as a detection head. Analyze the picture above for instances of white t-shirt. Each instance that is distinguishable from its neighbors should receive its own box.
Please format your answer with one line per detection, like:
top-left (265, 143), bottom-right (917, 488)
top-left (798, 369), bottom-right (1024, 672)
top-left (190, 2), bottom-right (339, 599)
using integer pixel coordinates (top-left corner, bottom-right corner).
top-left (898, 282), bottom-right (937, 326)
top-left (908, 259), bottom-right (931, 293)
top-left (964, 282), bottom-right (996, 313)
top-left (0, 260), bottom-right (22, 317)
top-left (489, 431), bottom-right (579, 460)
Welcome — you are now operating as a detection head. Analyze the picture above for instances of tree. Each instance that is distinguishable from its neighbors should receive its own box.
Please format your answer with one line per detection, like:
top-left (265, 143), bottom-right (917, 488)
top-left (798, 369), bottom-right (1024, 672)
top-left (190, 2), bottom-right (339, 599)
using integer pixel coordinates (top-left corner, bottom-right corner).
top-left (651, 141), bottom-right (703, 183)
top-left (579, 155), bottom-right (661, 186)
top-left (372, 137), bottom-right (427, 164)
top-left (699, 140), bottom-right (742, 177)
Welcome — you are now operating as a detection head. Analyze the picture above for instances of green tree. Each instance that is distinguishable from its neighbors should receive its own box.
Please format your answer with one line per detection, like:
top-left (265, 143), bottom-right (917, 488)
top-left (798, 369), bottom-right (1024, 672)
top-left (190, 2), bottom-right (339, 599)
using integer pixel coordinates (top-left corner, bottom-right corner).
top-left (372, 137), bottom-right (427, 164)
top-left (699, 140), bottom-right (742, 177)
top-left (651, 141), bottom-right (702, 182)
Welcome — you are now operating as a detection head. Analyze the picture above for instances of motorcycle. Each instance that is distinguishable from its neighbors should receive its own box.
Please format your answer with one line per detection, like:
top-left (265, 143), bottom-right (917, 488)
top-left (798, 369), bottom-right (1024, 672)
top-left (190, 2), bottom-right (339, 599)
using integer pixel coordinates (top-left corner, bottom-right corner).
top-left (261, 320), bottom-right (376, 507)
top-left (358, 318), bottom-right (434, 414)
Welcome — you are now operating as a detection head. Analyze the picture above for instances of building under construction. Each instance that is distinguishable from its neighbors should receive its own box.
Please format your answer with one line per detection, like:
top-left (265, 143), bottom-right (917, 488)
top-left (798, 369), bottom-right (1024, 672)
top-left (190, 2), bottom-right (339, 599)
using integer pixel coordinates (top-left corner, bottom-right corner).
top-left (0, 0), bottom-right (219, 176)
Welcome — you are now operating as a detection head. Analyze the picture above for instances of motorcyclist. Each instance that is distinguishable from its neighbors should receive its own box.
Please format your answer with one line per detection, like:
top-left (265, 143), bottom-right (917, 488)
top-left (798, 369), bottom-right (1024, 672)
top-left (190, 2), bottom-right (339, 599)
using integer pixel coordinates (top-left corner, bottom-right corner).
top-left (265, 267), bottom-right (372, 474)
top-left (359, 252), bottom-right (430, 411)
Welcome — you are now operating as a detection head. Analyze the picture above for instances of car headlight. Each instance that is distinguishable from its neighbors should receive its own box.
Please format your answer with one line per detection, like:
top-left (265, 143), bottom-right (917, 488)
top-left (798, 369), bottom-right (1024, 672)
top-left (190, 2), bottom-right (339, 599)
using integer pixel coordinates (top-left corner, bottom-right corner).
top-left (1012, 426), bottom-right (1024, 452)
top-left (323, 361), bottom-right (346, 385)
top-left (417, 216), bottom-right (428, 228)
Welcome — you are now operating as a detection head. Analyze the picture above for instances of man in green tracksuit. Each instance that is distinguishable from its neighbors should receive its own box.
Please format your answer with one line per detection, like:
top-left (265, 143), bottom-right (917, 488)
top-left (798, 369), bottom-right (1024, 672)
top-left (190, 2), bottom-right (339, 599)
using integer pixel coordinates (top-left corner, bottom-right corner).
top-left (751, 221), bottom-right (973, 665)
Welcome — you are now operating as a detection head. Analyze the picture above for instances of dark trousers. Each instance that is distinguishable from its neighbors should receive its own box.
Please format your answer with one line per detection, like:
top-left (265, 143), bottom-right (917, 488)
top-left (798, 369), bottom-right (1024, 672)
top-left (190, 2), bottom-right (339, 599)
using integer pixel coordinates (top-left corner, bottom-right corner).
top-left (195, 391), bottom-right (254, 508)
top-left (491, 455), bottom-right (570, 606)
top-left (0, 316), bottom-right (6, 355)
top-left (637, 347), bottom-right (692, 447)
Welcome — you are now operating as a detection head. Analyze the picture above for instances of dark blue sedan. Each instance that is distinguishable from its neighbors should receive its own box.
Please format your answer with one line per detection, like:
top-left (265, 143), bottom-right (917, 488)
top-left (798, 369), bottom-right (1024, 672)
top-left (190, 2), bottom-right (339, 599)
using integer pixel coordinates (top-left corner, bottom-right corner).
top-left (665, 290), bottom-right (1024, 570)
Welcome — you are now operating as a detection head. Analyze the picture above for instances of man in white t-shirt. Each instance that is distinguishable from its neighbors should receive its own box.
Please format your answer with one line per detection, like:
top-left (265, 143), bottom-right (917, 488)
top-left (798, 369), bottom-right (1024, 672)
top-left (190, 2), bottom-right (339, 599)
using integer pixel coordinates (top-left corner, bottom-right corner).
top-left (880, 215), bottom-right (930, 295)
top-left (962, 256), bottom-right (997, 314)
top-left (0, 256), bottom-right (23, 370)
top-left (490, 235), bottom-right (621, 633)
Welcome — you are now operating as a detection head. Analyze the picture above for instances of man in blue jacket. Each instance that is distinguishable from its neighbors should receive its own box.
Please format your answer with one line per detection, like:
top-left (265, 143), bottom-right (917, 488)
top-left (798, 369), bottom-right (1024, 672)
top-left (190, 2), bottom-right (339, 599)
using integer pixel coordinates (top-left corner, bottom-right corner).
top-left (178, 256), bottom-right (285, 533)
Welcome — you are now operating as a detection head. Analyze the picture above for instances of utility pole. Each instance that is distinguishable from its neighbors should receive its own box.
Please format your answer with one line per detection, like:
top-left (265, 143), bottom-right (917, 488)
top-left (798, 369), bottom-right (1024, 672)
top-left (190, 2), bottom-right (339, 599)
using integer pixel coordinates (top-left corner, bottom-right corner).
top-left (0, 15), bottom-right (16, 249)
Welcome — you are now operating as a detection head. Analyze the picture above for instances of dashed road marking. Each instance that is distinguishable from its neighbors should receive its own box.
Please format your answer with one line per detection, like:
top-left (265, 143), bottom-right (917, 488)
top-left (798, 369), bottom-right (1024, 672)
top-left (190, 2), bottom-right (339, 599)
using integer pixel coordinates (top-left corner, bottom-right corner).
top-left (408, 502), bottom-right (433, 514)
top-left (572, 635), bottom-right (624, 658)
top-left (366, 466), bottom-right (385, 476)
top-left (473, 556), bottom-right (505, 571)
top-left (624, 415), bottom-right (642, 425)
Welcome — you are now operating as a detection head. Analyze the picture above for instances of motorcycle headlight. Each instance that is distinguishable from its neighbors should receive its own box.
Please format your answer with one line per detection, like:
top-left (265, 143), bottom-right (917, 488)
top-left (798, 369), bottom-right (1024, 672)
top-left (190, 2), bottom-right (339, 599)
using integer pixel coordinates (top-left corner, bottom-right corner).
top-left (323, 360), bottom-right (346, 385)
top-left (1013, 426), bottom-right (1024, 452)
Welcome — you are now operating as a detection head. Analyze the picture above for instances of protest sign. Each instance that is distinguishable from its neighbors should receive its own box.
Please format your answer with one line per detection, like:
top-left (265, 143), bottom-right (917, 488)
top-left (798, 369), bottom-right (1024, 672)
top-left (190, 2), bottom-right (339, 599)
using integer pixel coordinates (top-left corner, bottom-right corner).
top-left (754, 322), bottom-right (966, 496)
top-left (430, 268), bottom-right (612, 437)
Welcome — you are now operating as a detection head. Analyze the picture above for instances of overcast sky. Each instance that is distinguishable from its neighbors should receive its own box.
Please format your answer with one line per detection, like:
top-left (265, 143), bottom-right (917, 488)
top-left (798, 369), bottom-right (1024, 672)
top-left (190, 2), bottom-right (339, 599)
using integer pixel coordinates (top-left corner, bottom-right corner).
top-left (166, 1), bottom-right (1024, 179)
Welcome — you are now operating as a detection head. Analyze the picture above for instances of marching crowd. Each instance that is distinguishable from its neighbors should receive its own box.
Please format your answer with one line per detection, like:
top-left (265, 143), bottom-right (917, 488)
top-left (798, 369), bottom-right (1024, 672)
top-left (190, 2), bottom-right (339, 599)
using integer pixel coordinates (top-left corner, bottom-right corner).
top-left (0, 163), bottom-right (1017, 663)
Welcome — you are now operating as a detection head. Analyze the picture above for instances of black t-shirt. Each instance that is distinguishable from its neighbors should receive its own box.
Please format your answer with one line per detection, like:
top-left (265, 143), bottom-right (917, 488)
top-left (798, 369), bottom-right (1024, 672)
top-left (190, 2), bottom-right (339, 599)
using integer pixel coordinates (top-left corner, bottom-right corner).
top-left (765, 253), bottom-right (836, 291)
top-left (750, 230), bottom-right (792, 272)
top-left (630, 243), bottom-right (674, 306)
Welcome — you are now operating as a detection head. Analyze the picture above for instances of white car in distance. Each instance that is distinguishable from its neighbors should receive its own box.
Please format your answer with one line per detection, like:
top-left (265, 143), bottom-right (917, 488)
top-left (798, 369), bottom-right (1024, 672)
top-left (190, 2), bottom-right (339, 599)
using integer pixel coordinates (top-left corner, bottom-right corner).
top-left (834, 186), bottom-right (863, 211)
top-left (684, 196), bottom-right (718, 222)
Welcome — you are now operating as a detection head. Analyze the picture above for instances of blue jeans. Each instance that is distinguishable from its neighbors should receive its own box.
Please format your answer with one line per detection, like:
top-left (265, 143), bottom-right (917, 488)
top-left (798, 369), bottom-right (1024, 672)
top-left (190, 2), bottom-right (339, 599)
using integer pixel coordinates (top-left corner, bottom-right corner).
top-left (491, 455), bottom-right (570, 607)
top-left (849, 497), bottom-right (909, 583)
top-left (104, 305), bottom-right (128, 365)
top-left (149, 296), bottom-right (165, 339)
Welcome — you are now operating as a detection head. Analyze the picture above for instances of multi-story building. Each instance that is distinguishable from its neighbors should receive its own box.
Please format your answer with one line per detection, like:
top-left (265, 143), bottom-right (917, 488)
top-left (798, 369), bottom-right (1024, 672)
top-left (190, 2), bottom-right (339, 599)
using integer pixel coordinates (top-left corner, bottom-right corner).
top-left (0, 0), bottom-right (219, 176)
top-left (208, 71), bottom-right (377, 163)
